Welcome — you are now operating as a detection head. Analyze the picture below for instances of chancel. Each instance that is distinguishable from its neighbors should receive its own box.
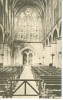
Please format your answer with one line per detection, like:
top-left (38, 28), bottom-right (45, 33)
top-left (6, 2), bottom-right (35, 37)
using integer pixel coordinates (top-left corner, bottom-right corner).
top-left (0, 0), bottom-right (61, 98)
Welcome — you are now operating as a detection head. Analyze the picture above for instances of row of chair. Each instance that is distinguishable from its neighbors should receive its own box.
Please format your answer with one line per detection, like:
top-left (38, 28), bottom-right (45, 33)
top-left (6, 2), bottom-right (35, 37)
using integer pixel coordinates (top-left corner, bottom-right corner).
top-left (0, 65), bottom-right (23, 97)
top-left (31, 66), bottom-right (61, 98)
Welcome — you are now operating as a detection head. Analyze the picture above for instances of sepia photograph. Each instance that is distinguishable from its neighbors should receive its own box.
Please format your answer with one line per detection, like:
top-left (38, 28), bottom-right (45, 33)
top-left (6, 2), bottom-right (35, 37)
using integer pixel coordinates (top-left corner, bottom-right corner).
top-left (0, 0), bottom-right (62, 99)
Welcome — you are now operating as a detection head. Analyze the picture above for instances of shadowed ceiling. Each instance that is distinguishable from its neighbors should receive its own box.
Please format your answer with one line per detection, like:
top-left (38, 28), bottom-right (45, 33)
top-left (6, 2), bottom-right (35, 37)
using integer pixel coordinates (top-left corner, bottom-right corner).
top-left (12, 0), bottom-right (47, 18)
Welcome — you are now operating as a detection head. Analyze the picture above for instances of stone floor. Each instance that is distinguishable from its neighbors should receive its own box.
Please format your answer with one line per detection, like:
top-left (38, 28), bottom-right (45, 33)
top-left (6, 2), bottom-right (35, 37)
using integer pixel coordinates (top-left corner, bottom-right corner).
top-left (13, 65), bottom-right (39, 98)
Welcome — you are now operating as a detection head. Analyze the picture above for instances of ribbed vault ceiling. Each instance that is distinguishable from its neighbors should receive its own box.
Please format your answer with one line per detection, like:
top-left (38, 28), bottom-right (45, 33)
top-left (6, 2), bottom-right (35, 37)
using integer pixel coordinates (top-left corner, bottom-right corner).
top-left (12, 0), bottom-right (47, 18)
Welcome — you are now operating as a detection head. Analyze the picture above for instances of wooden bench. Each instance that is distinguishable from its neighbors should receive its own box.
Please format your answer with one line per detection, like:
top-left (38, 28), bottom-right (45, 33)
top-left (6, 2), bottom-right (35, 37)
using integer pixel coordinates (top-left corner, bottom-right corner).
top-left (0, 66), bottom-right (24, 97)
top-left (39, 75), bottom-right (61, 98)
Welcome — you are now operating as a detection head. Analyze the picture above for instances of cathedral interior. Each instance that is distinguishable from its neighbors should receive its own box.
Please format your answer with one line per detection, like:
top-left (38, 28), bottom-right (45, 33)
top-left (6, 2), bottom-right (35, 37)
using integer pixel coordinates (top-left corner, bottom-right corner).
top-left (0, 0), bottom-right (62, 98)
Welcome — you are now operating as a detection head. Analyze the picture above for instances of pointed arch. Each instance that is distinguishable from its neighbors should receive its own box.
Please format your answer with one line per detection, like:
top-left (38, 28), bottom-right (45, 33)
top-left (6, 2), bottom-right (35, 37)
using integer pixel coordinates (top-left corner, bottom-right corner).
top-left (53, 29), bottom-right (58, 42)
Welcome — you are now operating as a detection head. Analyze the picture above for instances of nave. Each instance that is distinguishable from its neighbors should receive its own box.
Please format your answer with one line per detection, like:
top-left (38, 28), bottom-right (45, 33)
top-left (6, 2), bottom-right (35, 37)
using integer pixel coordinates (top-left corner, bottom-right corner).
top-left (0, 0), bottom-right (62, 98)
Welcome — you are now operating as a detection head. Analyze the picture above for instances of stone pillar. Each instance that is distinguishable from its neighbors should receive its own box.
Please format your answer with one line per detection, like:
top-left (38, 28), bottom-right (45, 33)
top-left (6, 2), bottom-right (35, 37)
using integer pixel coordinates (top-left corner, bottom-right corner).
top-left (3, 44), bottom-right (8, 66)
top-left (11, 42), bottom-right (14, 65)
top-left (47, 46), bottom-right (51, 65)
top-left (51, 43), bottom-right (57, 67)
top-left (44, 46), bottom-right (48, 65)
top-left (8, 46), bottom-right (11, 65)
top-left (57, 38), bottom-right (62, 68)
top-left (0, 44), bottom-right (4, 64)
top-left (42, 48), bottom-right (46, 65)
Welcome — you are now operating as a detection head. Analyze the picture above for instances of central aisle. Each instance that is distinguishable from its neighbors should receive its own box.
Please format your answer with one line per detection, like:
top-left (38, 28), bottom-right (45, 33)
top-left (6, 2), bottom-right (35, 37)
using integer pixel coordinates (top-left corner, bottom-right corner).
top-left (13, 65), bottom-right (39, 98)
top-left (20, 65), bottom-right (34, 79)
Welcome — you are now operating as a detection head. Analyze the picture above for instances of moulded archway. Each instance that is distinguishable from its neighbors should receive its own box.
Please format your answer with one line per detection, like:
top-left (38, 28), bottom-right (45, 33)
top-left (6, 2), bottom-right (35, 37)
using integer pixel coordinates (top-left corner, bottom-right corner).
top-left (21, 46), bottom-right (35, 54)
top-left (21, 46), bottom-right (34, 65)
top-left (22, 50), bottom-right (33, 65)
